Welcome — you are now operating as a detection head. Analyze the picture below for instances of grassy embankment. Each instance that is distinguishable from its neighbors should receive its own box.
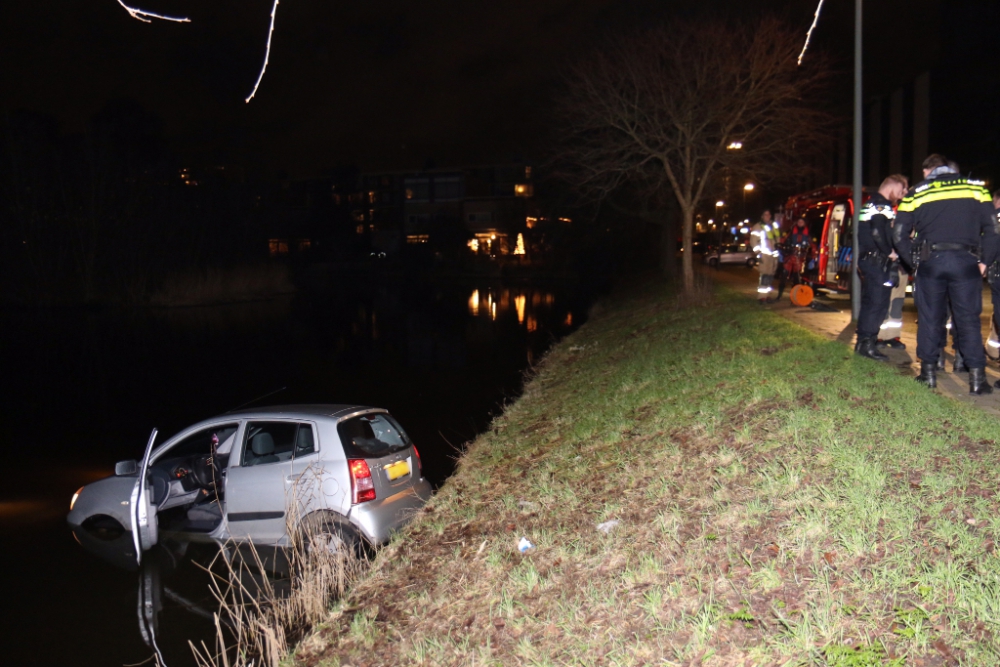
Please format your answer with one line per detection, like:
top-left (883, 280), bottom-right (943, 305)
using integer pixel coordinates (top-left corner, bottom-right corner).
top-left (295, 278), bottom-right (1000, 666)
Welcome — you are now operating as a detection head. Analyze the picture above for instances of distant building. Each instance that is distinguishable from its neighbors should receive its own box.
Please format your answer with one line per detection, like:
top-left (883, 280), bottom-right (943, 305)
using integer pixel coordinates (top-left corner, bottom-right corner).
top-left (357, 163), bottom-right (536, 257)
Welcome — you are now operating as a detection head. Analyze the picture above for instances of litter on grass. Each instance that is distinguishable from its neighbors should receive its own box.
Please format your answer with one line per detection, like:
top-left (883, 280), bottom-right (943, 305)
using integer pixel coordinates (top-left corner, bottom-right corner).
top-left (596, 519), bottom-right (621, 534)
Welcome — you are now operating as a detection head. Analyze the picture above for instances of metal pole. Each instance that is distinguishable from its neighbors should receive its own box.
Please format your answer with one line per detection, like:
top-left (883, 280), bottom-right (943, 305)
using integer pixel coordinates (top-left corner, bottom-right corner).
top-left (851, 0), bottom-right (863, 320)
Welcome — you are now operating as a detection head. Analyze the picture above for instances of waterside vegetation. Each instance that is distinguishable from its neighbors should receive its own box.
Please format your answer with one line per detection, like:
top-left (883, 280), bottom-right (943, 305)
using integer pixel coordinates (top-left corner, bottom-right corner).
top-left (290, 278), bottom-right (1000, 665)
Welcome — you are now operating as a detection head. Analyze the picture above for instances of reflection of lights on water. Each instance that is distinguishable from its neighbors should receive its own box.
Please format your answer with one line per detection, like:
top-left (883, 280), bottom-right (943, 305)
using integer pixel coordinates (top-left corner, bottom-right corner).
top-left (491, 301), bottom-right (496, 320)
top-left (564, 312), bottom-right (572, 327)
top-left (468, 289), bottom-right (480, 314)
top-left (515, 294), bottom-right (526, 324)
top-left (526, 315), bottom-right (537, 333)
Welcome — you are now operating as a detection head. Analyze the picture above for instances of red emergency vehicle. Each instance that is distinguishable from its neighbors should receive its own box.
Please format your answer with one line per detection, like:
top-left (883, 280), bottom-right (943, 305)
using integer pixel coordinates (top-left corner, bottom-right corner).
top-left (783, 185), bottom-right (871, 293)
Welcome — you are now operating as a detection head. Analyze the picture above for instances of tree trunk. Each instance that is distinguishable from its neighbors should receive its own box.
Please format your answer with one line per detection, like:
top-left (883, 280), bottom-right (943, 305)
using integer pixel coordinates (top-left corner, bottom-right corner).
top-left (681, 205), bottom-right (694, 292)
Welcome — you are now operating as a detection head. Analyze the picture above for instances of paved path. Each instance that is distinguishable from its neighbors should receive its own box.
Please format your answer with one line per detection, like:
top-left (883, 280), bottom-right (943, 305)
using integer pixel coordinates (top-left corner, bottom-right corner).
top-left (704, 263), bottom-right (1000, 416)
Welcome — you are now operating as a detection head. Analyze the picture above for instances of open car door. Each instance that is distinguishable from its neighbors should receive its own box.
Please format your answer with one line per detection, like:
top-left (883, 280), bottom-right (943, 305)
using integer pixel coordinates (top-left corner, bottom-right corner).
top-left (130, 429), bottom-right (160, 564)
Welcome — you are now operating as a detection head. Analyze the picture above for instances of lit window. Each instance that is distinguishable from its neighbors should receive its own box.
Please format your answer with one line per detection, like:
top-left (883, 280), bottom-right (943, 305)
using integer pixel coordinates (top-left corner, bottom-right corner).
top-left (514, 184), bottom-right (533, 197)
top-left (525, 166), bottom-right (532, 179)
top-left (406, 235), bottom-right (430, 244)
top-left (525, 216), bottom-right (537, 229)
top-left (356, 225), bottom-right (365, 235)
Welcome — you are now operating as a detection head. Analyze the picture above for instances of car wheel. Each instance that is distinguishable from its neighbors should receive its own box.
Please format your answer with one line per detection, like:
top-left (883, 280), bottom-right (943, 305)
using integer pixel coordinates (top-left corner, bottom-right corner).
top-left (299, 514), bottom-right (363, 561)
top-left (708, 258), bottom-right (718, 268)
top-left (746, 257), bottom-right (756, 268)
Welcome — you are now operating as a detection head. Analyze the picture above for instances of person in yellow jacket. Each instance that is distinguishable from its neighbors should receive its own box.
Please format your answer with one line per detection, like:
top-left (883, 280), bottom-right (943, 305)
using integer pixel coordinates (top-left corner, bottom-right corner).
top-left (750, 210), bottom-right (781, 303)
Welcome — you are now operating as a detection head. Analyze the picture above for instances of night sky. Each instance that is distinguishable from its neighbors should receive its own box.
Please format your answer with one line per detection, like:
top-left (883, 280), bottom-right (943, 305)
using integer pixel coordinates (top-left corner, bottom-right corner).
top-left (1, 0), bottom-right (993, 179)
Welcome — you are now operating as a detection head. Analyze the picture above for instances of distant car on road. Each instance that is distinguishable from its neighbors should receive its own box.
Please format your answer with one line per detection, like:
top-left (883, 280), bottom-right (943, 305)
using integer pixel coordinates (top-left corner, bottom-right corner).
top-left (704, 243), bottom-right (757, 268)
top-left (67, 405), bottom-right (432, 564)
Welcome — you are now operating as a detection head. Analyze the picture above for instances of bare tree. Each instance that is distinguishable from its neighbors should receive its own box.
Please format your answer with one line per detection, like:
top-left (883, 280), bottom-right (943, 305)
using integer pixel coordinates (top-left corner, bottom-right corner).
top-left (556, 18), bottom-right (833, 292)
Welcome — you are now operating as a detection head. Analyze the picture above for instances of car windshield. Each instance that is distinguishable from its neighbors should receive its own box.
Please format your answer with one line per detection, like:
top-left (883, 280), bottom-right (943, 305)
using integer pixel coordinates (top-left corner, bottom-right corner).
top-left (337, 413), bottom-right (411, 458)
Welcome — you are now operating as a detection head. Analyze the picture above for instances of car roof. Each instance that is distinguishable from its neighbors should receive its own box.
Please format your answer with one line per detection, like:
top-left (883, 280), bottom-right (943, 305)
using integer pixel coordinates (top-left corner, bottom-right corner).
top-left (222, 404), bottom-right (382, 420)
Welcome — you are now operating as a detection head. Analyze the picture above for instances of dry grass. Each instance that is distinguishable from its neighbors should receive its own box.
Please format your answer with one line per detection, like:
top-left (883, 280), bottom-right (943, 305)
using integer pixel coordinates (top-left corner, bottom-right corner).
top-left (190, 469), bottom-right (367, 667)
top-left (277, 279), bottom-right (1000, 666)
top-left (150, 263), bottom-right (295, 307)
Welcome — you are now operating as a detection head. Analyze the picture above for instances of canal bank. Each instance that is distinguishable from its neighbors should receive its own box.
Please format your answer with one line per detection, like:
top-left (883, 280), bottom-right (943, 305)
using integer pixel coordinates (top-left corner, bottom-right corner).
top-left (295, 277), bottom-right (1000, 666)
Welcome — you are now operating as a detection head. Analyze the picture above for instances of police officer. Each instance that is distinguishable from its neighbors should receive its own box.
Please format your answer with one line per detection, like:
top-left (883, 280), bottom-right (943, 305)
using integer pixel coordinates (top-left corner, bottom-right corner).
top-left (751, 210), bottom-right (780, 303)
top-left (892, 154), bottom-right (999, 393)
top-left (855, 174), bottom-right (909, 361)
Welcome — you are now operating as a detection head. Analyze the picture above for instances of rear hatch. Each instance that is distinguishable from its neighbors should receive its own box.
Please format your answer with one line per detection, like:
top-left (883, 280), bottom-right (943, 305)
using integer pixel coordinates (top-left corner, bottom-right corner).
top-left (337, 412), bottom-right (422, 501)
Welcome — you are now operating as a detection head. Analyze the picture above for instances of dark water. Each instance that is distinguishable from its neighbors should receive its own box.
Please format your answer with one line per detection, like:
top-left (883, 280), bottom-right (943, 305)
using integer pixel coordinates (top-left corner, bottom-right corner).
top-left (0, 277), bottom-right (591, 667)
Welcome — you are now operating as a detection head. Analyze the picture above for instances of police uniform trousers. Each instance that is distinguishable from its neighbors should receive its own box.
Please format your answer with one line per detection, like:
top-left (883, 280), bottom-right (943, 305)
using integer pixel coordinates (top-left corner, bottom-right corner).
top-left (857, 256), bottom-right (892, 339)
top-left (914, 250), bottom-right (985, 367)
top-left (879, 269), bottom-right (907, 339)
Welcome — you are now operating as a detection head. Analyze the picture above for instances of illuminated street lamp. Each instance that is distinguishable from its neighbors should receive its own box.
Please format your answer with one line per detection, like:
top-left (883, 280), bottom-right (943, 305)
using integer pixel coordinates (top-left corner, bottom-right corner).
top-left (727, 141), bottom-right (743, 150)
top-left (715, 200), bottom-right (725, 208)
top-left (742, 183), bottom-right (754, 219)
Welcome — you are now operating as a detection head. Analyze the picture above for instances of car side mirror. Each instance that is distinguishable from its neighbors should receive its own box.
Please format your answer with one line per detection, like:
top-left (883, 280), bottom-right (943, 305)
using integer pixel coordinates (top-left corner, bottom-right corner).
top-left (115, 459), bottom-right (139, 476)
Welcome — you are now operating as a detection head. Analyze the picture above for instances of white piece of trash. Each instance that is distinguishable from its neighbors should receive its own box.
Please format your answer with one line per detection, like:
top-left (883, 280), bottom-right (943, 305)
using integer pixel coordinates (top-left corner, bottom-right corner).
top-left (596, 519), bottom-right (621, 534)
top-left (517, 536), bottom-right (535, 553)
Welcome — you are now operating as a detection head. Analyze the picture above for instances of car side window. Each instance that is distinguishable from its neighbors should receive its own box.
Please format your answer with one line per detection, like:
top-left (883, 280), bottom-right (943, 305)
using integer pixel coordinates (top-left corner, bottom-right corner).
top-left (242, 422), bottom-right (297, 467)
top-left (294, 424), bottom-right (316, 458)
top-left (162, 424), bottom-right (239, 461)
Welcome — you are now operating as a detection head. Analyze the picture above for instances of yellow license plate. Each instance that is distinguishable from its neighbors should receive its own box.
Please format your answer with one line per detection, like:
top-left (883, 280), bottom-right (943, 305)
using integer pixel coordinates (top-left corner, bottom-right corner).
top-left (384, 460), bottom-right (410, 481)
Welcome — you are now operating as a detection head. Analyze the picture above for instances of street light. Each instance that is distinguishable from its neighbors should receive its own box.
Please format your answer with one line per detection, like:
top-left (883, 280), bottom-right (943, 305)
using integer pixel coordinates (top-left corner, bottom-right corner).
top-left (742, 183), bottom-right (754, 220)
top-left (743, 183), bottom-right (754, 192)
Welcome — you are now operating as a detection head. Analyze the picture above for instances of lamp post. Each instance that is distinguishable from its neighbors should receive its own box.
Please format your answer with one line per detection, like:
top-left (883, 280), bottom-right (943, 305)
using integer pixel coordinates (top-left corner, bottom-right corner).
top-left (715, 200), bottom-right (725, 245)
top-left (851, 0), bottom-right (862, 321)
top-left (743, 183), bottom-right (754, 220)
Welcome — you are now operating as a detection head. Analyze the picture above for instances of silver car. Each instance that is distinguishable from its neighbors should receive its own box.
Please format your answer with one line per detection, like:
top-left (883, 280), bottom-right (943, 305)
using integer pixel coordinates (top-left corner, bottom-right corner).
top-left (67, 405), bottom-right (432, 563)
top-left (704, 243), bottom-right (757, 268)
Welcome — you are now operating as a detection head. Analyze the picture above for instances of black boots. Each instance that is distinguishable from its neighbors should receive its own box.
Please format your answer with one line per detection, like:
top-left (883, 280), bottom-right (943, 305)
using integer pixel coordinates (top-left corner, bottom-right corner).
top-left (970, 368), bottom-right (993, 395)
top-left (916, 362), bottom-right (937, 388)
top-left (953, 349), bottom-right (968, 373)
top-left (855, 337), bottom-right (889, 361)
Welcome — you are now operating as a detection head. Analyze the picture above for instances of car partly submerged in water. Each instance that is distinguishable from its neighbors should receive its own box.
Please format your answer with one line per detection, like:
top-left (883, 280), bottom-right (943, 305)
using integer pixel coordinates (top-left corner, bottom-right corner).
top-left (67, 405), bottom-right (432, 563)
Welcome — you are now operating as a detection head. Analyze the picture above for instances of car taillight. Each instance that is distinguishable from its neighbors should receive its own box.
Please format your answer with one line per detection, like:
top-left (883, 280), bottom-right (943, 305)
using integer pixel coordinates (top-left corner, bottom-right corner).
top-left (412, 445), bottom-right (422, 474)
top-left (349, 459), bottom-right (376, 504)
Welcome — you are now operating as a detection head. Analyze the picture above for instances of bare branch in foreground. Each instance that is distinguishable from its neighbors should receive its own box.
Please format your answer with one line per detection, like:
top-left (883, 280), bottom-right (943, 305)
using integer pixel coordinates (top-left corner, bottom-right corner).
top-left (116, 0), bottom-right (189, 23)
top-left (245, 0), bottom-right (281, 103)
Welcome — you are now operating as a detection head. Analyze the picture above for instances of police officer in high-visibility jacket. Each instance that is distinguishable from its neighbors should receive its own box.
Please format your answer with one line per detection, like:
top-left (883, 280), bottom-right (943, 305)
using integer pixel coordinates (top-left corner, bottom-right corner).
top-left (893, 154), bottom-right (999, 394)
top-left (751, 210), bottom-right (780, 304)
top-left (855, 174), bottom-right (909, 361)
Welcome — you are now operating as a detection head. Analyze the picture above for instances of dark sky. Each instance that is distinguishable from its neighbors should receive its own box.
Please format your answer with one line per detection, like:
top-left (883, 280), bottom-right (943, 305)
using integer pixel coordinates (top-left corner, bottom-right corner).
top-left (2, 0), bottom-right (983, 179)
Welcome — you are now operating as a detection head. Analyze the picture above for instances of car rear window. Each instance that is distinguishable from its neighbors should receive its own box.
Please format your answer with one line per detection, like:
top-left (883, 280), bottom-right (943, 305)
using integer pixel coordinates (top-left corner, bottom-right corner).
top-left (337, 413), bottom-right (411, 459)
